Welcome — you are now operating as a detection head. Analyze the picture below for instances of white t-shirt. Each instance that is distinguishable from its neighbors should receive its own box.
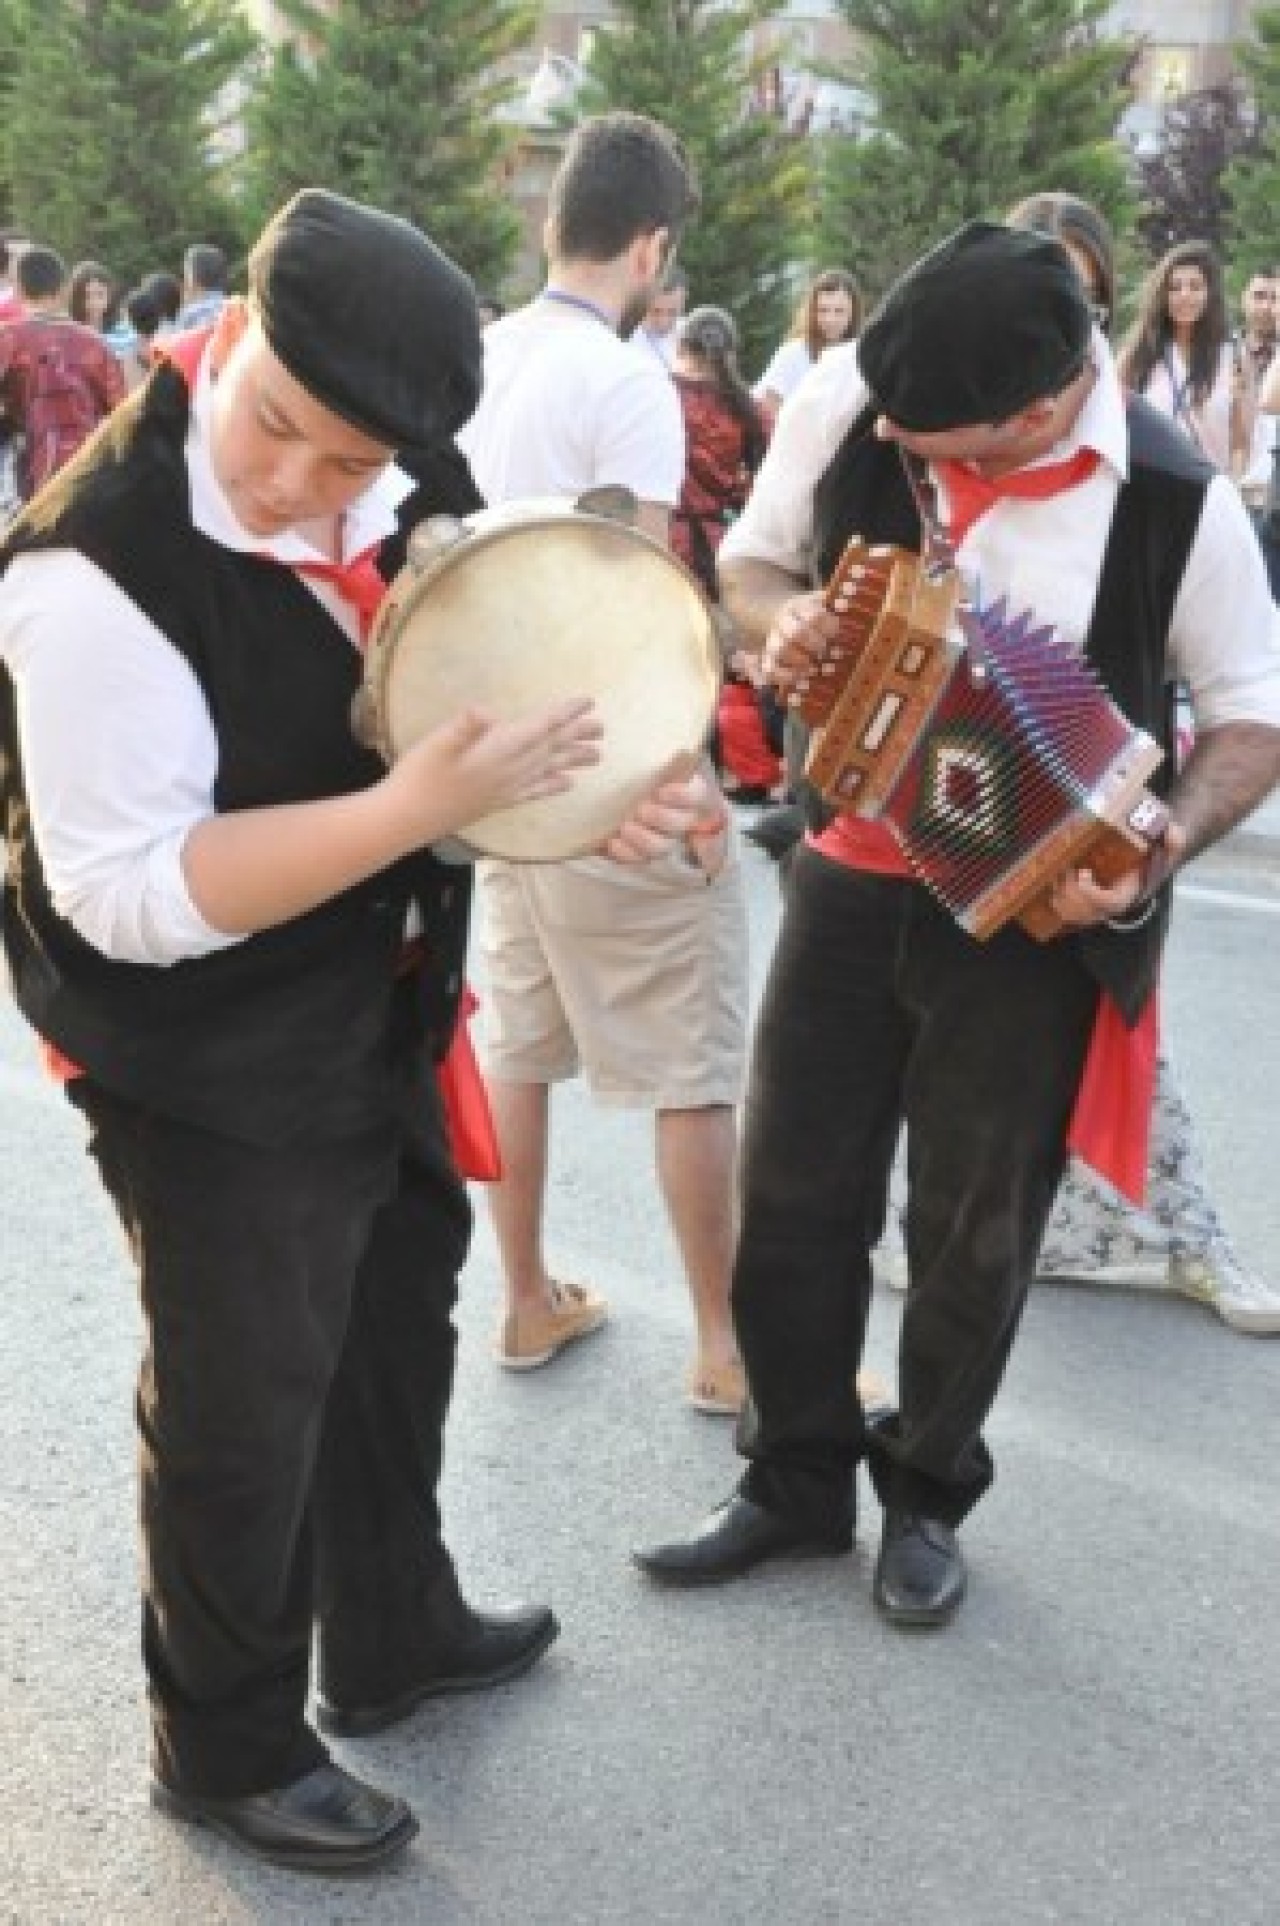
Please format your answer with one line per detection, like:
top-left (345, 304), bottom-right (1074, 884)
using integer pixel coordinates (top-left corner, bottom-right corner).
top-left (722, 336), bottom-right (1280, 733)
top-left (753, 337), bottom-right (814, 406)
top-left (458, 297), bottom-right (684, 505)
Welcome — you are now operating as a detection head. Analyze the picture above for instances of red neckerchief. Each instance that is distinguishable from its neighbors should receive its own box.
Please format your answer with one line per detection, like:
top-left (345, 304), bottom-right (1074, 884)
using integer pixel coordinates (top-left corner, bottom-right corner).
top-left (287, 551), bottom-right (386, 644)
top-left (933, 445), bottom-right (1101, 547)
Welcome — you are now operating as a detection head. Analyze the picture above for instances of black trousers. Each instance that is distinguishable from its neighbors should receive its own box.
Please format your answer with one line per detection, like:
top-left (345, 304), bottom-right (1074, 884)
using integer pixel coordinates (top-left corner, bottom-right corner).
top-left (734, 848), bottom-right (1099, 1532)
top-left (70, 1070), bottom-right (471, 1798)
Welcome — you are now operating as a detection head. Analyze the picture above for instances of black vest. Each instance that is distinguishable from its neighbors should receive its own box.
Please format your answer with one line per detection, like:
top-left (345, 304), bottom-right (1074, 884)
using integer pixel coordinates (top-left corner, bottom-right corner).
top-left (0, 366), bottom-right (477, 1143)
top-left (807, 396), bottom-right (1210, 1022)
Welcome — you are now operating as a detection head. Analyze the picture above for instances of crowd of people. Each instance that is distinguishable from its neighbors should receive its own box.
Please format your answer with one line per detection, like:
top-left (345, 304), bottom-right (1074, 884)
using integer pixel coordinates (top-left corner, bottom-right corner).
top-left (1, 118), bottom-right (1279, 1879)
top-left (0, 236), bottom-right (230, 514)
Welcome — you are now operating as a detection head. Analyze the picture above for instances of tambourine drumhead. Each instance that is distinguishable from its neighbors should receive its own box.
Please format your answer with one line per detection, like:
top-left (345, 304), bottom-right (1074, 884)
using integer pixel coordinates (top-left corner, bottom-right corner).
top-left (361, 505), bottom-right (719, 860)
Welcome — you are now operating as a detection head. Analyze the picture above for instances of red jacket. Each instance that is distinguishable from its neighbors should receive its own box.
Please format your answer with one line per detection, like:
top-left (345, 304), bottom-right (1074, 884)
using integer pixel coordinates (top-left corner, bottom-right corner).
top-left (0, 312), bottom-right (126, 498)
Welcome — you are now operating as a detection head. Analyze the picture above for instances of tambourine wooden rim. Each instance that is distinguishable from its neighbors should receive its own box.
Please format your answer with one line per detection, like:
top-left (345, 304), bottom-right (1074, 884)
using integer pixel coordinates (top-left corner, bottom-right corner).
top-left (355, 495), bottom-right (720, 860)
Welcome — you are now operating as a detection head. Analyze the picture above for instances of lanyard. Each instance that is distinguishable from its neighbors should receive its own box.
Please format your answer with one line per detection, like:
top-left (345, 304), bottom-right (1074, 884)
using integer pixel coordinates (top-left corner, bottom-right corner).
top-left (1160, 347), bottom-right (1199, 426)
top-left (539, 288), bottom-right (615, 330)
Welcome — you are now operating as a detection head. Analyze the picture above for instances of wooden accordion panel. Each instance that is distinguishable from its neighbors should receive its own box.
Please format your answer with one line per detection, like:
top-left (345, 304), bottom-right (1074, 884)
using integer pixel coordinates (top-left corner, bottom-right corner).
top-left (796, 538), bottom-right (1169, 941)
top-left (795, 542), bottom-right (964, 814)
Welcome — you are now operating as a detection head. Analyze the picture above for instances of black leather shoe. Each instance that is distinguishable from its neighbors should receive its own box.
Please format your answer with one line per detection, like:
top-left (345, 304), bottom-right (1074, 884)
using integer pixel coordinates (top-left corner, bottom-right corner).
top-left (872, 1510), bottom-right (966, 1626)
top-left (151, 1762), bottom-right (417, 1872)
top-left (317, 1598), bottom-right (559, 1737)
top-left (633, 1493), bottom-right (853, 1586)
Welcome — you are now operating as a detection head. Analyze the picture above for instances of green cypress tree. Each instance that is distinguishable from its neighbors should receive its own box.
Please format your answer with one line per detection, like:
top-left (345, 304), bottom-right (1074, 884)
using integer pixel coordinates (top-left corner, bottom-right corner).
top-left (816, 0), bottom-right (1137, 299)
top-left (1, 0), bottom-right (255, 282)
top-left (1223, 5), bottom-right (1280, 277)
top-left (574, 0), bottom-right (811, 372)
top-left (242, 0), bottom-right (538, 295)
top-left (0, 0), bottom-right (20, 227)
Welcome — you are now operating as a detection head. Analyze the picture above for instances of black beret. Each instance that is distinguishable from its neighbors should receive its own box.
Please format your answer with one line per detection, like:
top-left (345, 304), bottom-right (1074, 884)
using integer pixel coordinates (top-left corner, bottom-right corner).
top-left (859, 221), bottom-right (1091, 433)
top-left (248, 188), bottom-right (482, 451)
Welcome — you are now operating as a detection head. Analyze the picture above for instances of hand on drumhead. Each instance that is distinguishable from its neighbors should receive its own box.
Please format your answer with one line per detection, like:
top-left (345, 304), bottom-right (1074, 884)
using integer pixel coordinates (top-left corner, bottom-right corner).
top-left (762, 591), bottom-right (841, 700)
top-left (390, 698), bottom-right (602, 835)
top-left (602, 763), bottom-right (726, 868)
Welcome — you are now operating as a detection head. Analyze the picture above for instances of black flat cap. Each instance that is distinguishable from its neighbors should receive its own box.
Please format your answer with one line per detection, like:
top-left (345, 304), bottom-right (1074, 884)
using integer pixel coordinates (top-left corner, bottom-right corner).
top-left (248, 188), bottom-right (482, 451)
top-left (859, 220), bottom-right (1091, 432)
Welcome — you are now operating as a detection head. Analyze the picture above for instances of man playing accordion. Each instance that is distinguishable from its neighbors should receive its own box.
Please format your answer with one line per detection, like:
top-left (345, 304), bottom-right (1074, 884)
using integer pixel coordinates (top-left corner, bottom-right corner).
top-left (633, 221), bottom-right (1280, 1625)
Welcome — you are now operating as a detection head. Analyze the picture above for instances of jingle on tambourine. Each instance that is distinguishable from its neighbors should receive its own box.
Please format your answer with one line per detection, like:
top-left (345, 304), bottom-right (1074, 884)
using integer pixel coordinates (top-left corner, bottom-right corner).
top-left (356, 492), bottom-right (721, 861)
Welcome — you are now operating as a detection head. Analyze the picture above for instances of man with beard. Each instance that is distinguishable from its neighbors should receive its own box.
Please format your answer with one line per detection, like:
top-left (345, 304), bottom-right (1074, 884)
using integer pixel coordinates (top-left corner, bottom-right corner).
top-left (459, 114), bottom-right (750, 1413)
top-left (1238, 268), bottom-right (1277, 383)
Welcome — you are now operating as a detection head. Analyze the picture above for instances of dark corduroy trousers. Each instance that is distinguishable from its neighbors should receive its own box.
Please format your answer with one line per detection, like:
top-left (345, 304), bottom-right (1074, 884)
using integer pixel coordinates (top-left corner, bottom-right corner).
top-left (70, 1070), bottom-right (470, 1799)
top-left (734, 846), bottom-right (1100, 1532)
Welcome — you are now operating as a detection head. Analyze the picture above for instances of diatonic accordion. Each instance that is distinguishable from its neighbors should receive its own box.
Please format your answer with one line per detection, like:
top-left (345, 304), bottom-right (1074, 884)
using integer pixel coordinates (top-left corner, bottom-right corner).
top-left (794, 539), bottom-right (1169, 940)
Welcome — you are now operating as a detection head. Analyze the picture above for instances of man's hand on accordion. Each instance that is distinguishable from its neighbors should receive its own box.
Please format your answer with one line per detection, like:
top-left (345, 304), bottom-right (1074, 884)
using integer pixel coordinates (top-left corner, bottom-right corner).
top-left (761, 591), bottom-right (843, 703)
top-left (1046, 819), bottom-right (1187, 931)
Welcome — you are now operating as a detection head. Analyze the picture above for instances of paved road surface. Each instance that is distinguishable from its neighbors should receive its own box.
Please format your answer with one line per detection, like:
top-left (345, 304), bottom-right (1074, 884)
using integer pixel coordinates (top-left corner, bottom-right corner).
top-left (1, 828), bottom-right (1277, 1924)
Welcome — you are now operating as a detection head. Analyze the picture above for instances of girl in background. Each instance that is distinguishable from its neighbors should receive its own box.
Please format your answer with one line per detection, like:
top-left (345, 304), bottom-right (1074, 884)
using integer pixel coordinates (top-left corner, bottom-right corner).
top-left (754, 267), bottom-right (861, 432)
top-left (67, 260), bottom-right (119, 334)
top-left (1118, 238), bottom-right (1254, 477)
top-left (672, 306), bottom-right (780, 802)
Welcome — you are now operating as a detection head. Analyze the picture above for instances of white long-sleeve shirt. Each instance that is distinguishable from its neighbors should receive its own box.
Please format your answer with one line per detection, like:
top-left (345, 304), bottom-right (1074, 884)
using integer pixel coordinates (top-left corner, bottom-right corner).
top-left (0, 348), bottom-right (413, 966)
top-left (722, 335), bottom-right (1280, 734)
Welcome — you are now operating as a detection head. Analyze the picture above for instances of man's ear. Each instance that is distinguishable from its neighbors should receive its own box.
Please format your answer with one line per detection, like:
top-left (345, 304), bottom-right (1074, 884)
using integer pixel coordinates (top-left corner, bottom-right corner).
top-left (649, 227), bottom-right (672, 282)
top-left (207, 296), bottom-right (249, 375)
top-left (630, 226), bottom-right (668, 288)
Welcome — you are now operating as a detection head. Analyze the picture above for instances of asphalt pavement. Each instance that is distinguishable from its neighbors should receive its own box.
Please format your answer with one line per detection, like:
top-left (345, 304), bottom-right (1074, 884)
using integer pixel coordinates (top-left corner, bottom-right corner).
top-left (1, 814), bottom-right (1278, 1925)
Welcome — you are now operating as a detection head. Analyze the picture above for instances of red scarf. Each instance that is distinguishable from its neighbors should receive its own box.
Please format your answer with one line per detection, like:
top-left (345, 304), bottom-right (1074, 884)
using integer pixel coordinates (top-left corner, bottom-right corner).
top-left (289, 551), bottom-right (387, 642)
top-left (815, 437), bottom-right (1158, 1202)
top-left (934, 446), bottom-right (1101, 547)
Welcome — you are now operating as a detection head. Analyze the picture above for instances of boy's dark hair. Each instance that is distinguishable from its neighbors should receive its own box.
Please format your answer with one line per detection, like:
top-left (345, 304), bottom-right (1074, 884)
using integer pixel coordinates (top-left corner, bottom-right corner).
top-left (17, 247), bottom-right (67, 303)
top-left (547, 112), bottom-right (698, 264)
top-left (183, 243), bottom-right (228, 294)
top-left (141, 269), bottom-right (182, 324)
top-left (125, 285), bottom-right (165, 340)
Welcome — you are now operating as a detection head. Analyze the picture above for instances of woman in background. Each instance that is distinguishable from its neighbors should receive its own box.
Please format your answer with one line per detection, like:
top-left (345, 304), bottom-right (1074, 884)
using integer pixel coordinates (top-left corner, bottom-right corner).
top-left (753, 267), bottom-right (861, 432)
top-left (1118, 238), bottom-right (1254, 477)
top-left (672, 308), bottom-right (780, 802)
top-left (67, 259), bottom-right (120, 334)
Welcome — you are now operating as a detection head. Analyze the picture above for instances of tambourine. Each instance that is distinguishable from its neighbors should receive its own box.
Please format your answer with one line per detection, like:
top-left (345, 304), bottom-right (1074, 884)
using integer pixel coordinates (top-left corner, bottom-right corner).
top-left (354, 489), bottom-right (720, 860)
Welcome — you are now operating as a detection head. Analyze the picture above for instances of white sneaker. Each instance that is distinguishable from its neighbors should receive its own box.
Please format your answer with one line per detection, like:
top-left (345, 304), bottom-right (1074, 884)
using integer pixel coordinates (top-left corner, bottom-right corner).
top-left (1168, 1249), bottom-right (1280, 1335)
top-left (1035, 1252), bottom-right (1167, 1288)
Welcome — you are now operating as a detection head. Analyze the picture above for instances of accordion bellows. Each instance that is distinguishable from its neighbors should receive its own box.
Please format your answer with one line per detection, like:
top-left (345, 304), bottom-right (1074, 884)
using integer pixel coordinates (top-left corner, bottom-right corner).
top-left (796, 540), bottom-right (1169, 940)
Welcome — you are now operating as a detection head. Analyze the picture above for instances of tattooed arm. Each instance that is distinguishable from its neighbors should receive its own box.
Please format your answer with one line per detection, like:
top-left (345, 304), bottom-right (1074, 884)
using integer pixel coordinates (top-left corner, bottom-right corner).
top-left (1162, 722), bottom-right (1280, 868)
top-left (1049, 723), bottom-right (1280, 928)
